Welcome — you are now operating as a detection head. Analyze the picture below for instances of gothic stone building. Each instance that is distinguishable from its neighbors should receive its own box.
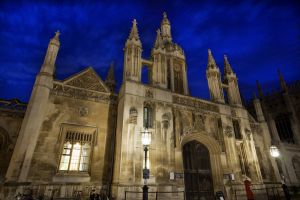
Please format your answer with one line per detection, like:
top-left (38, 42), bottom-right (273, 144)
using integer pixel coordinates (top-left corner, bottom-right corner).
top-left (1, 13), bottom-right (299, 200)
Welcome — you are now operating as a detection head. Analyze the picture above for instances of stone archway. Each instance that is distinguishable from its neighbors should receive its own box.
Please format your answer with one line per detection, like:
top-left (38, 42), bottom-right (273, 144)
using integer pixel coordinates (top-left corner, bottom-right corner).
top-left (181, 133), bottom-right (223, 194)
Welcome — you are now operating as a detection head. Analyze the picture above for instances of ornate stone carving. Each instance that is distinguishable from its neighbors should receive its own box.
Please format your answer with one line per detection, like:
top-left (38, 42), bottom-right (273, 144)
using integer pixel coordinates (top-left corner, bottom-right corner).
top-left (78, 107), bottom-right (88, 117)
top-left (245, 128), bottom-right (251, 140)
top-left (129, 107), bottom-right (138, 124)
top-left (64, 68), bottom-right (108, 93)
top-left (193, 114), bottom-right (205, 132)
top-left (162, 113), bottom-right (171, 129)
top-left (51, 82), bottom-right (117, 104)
top-left (224, 126), bottom-right (233, 137)
top-left (145, 88), bottom-right (153, 98)
top-left (172, 95), bottom-right (219, 112)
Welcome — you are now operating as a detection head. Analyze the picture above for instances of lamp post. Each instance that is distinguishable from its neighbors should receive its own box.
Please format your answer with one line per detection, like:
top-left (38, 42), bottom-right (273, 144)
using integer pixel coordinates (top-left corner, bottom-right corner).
top-left (141, 128), bottom-right (151, 200)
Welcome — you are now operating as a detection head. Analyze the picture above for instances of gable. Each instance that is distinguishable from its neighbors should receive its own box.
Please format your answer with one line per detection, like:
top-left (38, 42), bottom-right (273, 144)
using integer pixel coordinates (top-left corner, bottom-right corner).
top-left (62, 67), bottom-right (109, 93)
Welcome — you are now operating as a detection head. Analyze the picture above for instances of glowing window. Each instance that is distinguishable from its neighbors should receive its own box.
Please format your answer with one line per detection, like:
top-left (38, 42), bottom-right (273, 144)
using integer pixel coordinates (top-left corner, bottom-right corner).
top-left (59, 132), bottom-right (93, 172)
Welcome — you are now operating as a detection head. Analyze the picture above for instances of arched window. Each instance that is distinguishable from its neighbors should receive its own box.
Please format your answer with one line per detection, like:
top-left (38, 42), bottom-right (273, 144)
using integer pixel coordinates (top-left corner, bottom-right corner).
top-left (275, 114), bottom-right (294, 143)
top-left (143, 105), bottom-right (153, 128)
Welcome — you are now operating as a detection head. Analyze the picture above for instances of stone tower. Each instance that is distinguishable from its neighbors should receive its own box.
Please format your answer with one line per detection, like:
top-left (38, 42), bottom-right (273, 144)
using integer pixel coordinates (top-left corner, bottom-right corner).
top-left (206, 49), bottom-right (225, 103)
top-left (151, 12), bottom-right (189, 95)
top-left (6, 32), bottom-right (60, 182)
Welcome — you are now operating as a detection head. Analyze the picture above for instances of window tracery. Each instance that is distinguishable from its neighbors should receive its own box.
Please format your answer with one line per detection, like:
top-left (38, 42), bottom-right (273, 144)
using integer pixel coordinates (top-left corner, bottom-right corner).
top-left (59, 131), bottom-right (93, 172)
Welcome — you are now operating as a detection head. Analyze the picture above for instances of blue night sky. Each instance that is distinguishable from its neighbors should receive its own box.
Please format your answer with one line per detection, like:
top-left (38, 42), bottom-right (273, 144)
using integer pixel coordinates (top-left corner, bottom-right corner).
top-left (0, 0), bottom-right (299, 102)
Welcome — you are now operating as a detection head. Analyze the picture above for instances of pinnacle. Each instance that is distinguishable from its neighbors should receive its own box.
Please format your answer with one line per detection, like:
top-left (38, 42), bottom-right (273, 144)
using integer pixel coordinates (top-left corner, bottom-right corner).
top-left (161, 12), bottom-right (170, 25)
top-left (128, 19), bottom-right (140, 41)
top-left (154, 29), bottom-right (162, 48)
top-left (224, 55), bottom-right (233, 75)
top-left (277, 69), bottom-right (288, 91)
top-left (207, 49), bottom-right (217, 69)
top-left (106, 61), bottom-right (115, 83)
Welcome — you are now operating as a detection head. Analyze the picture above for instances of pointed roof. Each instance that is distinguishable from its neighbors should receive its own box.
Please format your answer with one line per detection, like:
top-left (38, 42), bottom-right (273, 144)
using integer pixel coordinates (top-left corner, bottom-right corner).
top-left (256, 80), bottom-right (263, 98)
top-left (128, 19), bottom-right (140, 41)
top-left (277, 69), bottom-right (288, 91)
top-left (161, 12), bottom-right (170, 25)
top-left (105, 62), bottom-right (116, 84)
top-left (50, 30), bottom-right (60, 46)
top-left (154, 29), bottom-right (162, 48)
top-left (224, 55), bottom-right (233, 75)
top-left (62, 67), bottom-right (110, 93)
top-left (207, 49), bottom-right (218, 69)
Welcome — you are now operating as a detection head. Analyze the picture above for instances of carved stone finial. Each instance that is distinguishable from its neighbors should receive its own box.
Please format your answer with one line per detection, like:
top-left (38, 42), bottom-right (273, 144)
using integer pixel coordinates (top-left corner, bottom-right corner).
top-left (207, 49), bottom-right (217, 69)
top-left (54, 30), bottom-right (60, 40)
top-left (224, 54), bottom-right (233, 75)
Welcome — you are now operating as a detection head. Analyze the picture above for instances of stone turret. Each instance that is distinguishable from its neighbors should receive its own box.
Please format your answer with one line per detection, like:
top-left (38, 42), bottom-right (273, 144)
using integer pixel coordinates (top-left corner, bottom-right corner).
top-left (6, 31), bottom-right (60, 182)
top-left (223, 55), bottom-right (242, 106)
top-left (206, 49), bottom-right (225, 103)
top-left (160, 12), bottom-right (172, 43)
top-left (123, 19), bottom-right (142, 82)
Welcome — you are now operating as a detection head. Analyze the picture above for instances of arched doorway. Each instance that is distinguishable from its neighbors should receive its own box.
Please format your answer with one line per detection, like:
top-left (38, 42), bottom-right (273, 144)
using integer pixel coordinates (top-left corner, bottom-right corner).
top-left (183, 140), bottom-right (214, 200)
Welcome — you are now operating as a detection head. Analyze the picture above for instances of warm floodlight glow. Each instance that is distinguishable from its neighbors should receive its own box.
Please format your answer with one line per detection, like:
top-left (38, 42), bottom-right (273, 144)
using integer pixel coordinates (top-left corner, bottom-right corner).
top-left (270, 145), bottom-right (280, 158)
top-left (142, 129), bottom-right (151, 146)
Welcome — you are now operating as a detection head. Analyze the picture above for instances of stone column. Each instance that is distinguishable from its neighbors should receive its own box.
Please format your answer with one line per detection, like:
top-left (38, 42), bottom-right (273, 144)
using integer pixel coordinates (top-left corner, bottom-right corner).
top-left (182, 62), bottom-right (189, 95)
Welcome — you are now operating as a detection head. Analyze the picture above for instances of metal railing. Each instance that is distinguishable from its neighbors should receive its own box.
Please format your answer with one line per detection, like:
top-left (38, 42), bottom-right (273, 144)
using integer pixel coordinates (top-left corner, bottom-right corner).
top-left (233, 183), bottom-right (285, 200)
top-left (124, 190), bottom-right (216, 200)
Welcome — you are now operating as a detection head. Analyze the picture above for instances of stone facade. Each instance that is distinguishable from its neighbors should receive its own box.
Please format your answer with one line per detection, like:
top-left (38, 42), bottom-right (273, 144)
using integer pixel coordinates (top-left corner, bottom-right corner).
top-left (1, 13), bottom-right (298, 200)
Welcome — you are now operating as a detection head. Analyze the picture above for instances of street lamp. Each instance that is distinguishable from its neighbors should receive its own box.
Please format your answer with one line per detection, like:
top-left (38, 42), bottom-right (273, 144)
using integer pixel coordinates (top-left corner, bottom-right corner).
top-left (141, 128), bottom-right (151, 200)
top-left (270, 145), bottom-right (280, 158)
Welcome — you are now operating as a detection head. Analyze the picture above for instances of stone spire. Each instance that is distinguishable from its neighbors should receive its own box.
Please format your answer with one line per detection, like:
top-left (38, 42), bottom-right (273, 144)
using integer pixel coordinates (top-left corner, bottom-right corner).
top-left (154, 29), bottom-right (162, 48)
top-left (224, 55), bottom-right (233, 75)
top-left (160, 12), bottom-right (172, 42)
top-left (256, 80), bottom-right (263, 98)
top-left (207, 49), bottom-right (218, 69)
top-left (128, 19), bottom-right (140, 41)
top-left (41, 31), bottom-right (61, 75)
top-left (105, 61), bottom-right (116, 92)
top-left (277, 69), bottom-right (288, 92)
top-left (123, 19), bottom-right (142, 81)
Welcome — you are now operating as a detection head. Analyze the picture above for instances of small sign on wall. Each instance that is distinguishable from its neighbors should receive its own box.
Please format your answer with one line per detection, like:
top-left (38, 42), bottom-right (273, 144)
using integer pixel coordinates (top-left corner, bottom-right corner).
top-left (170, 172), bottom-right (184, 180)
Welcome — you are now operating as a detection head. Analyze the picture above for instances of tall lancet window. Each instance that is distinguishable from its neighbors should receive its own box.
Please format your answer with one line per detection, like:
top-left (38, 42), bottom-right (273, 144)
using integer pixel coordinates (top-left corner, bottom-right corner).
top-left (143, 105), bottom-right (153, 128)
top-left (174, 63), bottom-right (183, 94)
top-left (59, 131), bottom-right (93, 172)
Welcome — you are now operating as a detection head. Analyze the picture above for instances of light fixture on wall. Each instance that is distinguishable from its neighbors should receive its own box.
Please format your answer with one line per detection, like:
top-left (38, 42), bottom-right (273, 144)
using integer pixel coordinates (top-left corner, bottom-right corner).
top-left (141, 128), bottom-right (151, 200)
top-left (270, 145), bottom-right (280, 158)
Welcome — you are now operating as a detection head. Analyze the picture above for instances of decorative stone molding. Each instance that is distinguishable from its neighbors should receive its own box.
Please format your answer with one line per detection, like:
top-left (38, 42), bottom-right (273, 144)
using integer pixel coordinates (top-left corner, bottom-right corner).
top-left (51, 82), bottom-right (117, 104)
top-left (78, 107), bottom-right (88, 117)
top-left (145, 88), bottom-right (154, 98)
top-left (173, 94), bottom-right (219, 112)
top-left (193, 114), bottom-right (205, 132)
top-left (224, 126), bottom-right (233, 137)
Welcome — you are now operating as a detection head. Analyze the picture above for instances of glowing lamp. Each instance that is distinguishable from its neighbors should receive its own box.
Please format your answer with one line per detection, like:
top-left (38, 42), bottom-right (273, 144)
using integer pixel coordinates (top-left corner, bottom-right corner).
top-left (141, 129), bottom-right (151, 146)
top-left (270, 145), bottom-right (280, 158)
